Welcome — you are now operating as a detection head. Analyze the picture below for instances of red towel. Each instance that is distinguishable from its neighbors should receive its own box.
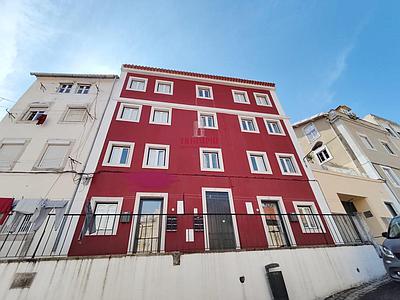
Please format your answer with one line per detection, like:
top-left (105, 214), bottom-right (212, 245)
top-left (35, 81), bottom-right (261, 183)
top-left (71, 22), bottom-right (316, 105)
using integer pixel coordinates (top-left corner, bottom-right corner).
top-left (0, 198), bottom-right (13, 225)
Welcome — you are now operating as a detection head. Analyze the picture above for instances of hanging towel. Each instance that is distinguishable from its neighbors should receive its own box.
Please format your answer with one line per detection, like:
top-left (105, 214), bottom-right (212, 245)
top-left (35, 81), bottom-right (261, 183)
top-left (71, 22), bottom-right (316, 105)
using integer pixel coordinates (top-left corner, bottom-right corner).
top-left (0, 198), bottom-right (13, 225)
top-left (14, 199), bottom-right (42, 214)
top-left (79, 202), bottom-right (96, 239)
top-left (31, 200), bottom-right (68, 231)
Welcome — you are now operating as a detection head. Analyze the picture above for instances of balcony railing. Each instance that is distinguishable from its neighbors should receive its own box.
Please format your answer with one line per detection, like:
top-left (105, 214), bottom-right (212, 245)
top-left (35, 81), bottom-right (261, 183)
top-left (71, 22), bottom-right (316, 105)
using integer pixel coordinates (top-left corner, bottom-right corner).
top-left (0, 212), bottom-right (368, 260)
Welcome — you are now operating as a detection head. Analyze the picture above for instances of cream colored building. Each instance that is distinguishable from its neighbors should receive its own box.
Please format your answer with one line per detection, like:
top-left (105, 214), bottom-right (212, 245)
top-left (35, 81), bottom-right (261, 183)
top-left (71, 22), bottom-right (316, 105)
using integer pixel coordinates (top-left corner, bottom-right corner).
top-left (293, 105), bottom-right (400, 242)
top-left (0, 72), bottom-right (118, 205)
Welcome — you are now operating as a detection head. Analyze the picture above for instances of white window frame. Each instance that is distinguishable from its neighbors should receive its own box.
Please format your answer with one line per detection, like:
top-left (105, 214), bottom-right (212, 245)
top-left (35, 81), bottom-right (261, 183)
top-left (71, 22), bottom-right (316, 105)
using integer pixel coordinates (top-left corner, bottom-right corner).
top-left (382, 166), bottom-right (400, 188)
top-left (358, 133), bottom-right (376, 150)
top-left (129, 192), bottom-right (168, 253)
top-left (102, 141), bottom-right (134, 168)
top-left (0, 139), bottom-right (29, 170)
top-left (314, 145), bottom-right (333, 165)
top-left (76, 84), bottom-right (91, 95)
top-left (199, 147), bottom-right (224, 172)
top-left (149, 107), bottom-right (172, 126)
top-left (303, 122), bottom-right (320, 143)
top-left (198, 111), bottom-right (218, 129)
top-left (264, 119), bottom-right (285, 136)
top-left (256, 196), bottom-right (296, 247)
top-left (253, 92), bottom-right (272, 107)
top-left (380, 140), bottom-right (397, 156)
top-left (201, 187), bottom-right (241, 250)
top-left (246, 151), bottom-right (272, 174)
top-left (21, 105), bottom-right (49, 122)
top-left (90, 197), bottom-right (123, 236)
top-left (34, 140), bottom-right (72, 171)
top-left (231, 90), bottom-right (250, 104)
top-left (276, 153), bottom-right (302, 176)
top-left (61, 106), bottom-right (88, 123)
top-left (293, 201), bottom-right (325, 233)
top-left (154, 80), bottom-right (174, 95)
top-left (126, 76), bottom-right (148, 92)
top-left (116, 103), bottom-right (142, 123)
top-left (196, 85), bottom-right (214, 100)
top-left (142, 143), bottom-right (170, 169)
top-left (57, 83), bottom-right (73, 94)
top-left (239, 116), bottom-right (260, 133)
top-left (384, 201), bottom-right (398, 217)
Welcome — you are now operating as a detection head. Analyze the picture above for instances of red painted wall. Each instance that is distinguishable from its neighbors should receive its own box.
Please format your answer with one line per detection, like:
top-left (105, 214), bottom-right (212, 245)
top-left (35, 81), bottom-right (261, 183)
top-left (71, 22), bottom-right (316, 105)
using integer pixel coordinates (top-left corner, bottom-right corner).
top-left (68, 71), bottom-right (333, 256)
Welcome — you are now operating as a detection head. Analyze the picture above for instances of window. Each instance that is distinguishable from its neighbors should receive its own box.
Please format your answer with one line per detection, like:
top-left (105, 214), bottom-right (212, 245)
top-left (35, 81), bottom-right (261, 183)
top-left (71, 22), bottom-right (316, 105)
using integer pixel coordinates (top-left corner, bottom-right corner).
top-left (239, 116), bottom-right (259, 133)
top-left (63, 107), bottom-right (87, 122)
top-left (198, 112), bottom-right (218, 129)
top-left (381, 141), bottom-right (396, 155)
top-left (382, 166), bottom-right (400, 187)
top-left (232, 90), bottom-right (250, 104)
top-left (76, 84), bottom-right (90, 94)
top-left (314, 146), bottom-right (332, 164)
top-left (294, 201), bottom-right (325, 233)
top-left (253, 92), bottom-right (272, 106)
top-left (303, 123), bottom-right (320, 143)
top-left (127, 77), bottom-right (147, 92)
top-left (200, 148), bottom-right (224, 172)
top-left (154, 80), bottom-right (173, 95)
top-left (117, 103), bottom-right (142, 122)
top-left (297, 206), bottom-right (317, 229)
top-left (150, 107), bottom-right (172, 125)
top-left (246, 151), bottom-right (272, 174)
top-left (94, 202), bottom-right (118, 235)
top-left (58, 83), bottom-right (73, 93)
top-left (359, 134), bottom-right (375, 150)
top-left (385, 202), bottom-right (398, 217)
top-left (102, 141), bottom-right (134, 167)
top-left (143, 144), bottom-right (170, 169)
top-left (265, 119), bottom-right (284, 135)
top-left (196, 85), bottom-right (213, 99)
top-left (22, 107), bottom-right (47, 121)
top-left (36, 141), bottom-right (71, 170)
top-left (276, 153), bottom-right (301, 175)
top-left (0, 139), bottom-right (27, 170)
top-left (385, 127), bottom-right (396, 137)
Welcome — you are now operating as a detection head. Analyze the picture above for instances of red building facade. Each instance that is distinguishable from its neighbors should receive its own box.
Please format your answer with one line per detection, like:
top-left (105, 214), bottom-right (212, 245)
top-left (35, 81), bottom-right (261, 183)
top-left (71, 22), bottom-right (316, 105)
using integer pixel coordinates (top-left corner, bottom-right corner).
top-left (68, 65), bottom-right (333, 256)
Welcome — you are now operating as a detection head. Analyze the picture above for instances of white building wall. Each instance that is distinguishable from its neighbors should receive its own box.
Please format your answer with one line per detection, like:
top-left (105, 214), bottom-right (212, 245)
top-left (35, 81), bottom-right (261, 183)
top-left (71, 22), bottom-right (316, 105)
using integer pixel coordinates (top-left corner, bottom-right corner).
top-left (0, 245), bottom-right (384, 300)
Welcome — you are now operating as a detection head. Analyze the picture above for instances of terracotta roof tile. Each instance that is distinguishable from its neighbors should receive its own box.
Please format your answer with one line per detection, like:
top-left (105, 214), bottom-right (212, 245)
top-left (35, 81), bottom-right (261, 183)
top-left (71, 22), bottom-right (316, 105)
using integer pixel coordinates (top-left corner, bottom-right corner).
top-left (123, 64), bottom-right (275, 88)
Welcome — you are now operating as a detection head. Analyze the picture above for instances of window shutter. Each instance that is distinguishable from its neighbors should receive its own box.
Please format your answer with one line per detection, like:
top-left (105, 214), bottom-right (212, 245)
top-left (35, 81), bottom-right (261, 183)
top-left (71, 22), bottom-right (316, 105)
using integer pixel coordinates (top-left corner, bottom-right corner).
top-left (39, 144), bottom-right (69, 169)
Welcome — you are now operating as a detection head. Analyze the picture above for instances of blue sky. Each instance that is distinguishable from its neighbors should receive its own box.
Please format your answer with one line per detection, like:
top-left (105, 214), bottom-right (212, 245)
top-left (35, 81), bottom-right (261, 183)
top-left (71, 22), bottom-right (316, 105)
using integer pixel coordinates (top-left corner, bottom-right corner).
top-left (0, 0), bottom-right (399, 123)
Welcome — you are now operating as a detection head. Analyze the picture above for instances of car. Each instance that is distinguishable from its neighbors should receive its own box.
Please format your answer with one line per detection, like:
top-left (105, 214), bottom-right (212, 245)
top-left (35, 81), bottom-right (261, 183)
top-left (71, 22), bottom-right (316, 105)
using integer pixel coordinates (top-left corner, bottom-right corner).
top-left (381, 216), bottom-right (400, 281)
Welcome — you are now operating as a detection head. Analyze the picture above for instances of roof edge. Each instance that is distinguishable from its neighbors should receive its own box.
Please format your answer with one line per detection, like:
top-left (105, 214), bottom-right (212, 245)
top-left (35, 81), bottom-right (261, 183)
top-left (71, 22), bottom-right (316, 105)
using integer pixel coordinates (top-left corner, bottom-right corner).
top-left (30, 72), bottom-right (119, 79)
top-left (292, 112), bottom-right (328, 127)
top-left (122, 64), bottom-right (275, 88)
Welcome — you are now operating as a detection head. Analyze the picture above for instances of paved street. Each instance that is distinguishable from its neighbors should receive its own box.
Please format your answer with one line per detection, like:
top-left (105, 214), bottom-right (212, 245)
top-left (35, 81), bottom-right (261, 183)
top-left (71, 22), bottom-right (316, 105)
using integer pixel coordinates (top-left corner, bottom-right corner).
top-left (359, 280), bottom-right (400, 300)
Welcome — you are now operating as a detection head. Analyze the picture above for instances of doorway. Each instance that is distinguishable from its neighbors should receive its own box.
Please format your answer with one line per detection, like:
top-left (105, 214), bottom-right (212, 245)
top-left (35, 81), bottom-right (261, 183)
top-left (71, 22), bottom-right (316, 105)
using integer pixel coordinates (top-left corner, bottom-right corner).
top-left (261, 200), bottom-right (290, 247)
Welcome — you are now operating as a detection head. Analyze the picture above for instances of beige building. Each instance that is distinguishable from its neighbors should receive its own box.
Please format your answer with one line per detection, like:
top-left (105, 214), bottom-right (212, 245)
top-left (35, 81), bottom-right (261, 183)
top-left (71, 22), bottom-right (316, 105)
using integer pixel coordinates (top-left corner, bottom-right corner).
top-left (293, 105), bottom-right (400, 242)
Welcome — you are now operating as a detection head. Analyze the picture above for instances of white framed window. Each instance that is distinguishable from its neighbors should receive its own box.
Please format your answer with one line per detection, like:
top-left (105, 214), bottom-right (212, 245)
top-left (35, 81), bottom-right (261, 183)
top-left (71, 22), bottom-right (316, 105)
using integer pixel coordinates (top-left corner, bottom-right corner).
top-left (102, 141), bottom-right (134, 167)
top-left (381, 141), bottom-right (396, 156)
top-left (116, 103), bottom-right (142, 122)
top-left (246, 151), bottom-right (272, 174)
top-left (90, 197), bottom-right (123, 235)
top-left (265, 119), bottom-right (285, 135)
top-left (198, 112), bottom-right (218, 129)
top-left (359, 134), bottom-right (375, 150)
top-left (0, 139), bottom-right (28, 170)
top-left (239, 116), bottom-right (259, 133)
top-left (232, 90), bottom-right (250, 104)
top-left (127, 76), bottom-right (148, 92)
top-left (62, 107), bottom-right (87, 122)
top-left (22, 106), bottom-right (48, 121)
top-left (276, 153), bottom-right (301, 176)
top-left (385, 127), bottom-right (396, 137)
top-left (154, 80), bottom-right (173, 95)
top-left (385, 202), bottom-right (398, 217)
top-left (314, 145), bottom-right (333, 164)
top-left (35, 140), bottom-right (71, 170)
top-left (196, 85), bottom-right (213, 99)
top-left (293, 201), bottom-right (325, 233)
top-left (58, 83), bottom-right (73, 94)
top-left (199, 148), bottom-right (224, 172)
top-left (76, 84), bottom-right (90, 94)
top-left (142, 144), bottom-right (170, 169)
top-left (253, 92), bottom-right (272, 107)
top-left (303, 123), bottom-right (320, 143)
top-left (382, 166), bottom-right (400, 187)
top-left (149, 107), bottom-right (172, 125)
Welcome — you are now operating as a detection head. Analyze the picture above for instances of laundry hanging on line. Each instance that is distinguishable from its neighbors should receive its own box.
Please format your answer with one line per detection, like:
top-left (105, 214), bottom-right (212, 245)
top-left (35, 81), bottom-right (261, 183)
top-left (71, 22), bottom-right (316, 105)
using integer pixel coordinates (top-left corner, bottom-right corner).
top-left (0, 198), bottom-right (13, 225)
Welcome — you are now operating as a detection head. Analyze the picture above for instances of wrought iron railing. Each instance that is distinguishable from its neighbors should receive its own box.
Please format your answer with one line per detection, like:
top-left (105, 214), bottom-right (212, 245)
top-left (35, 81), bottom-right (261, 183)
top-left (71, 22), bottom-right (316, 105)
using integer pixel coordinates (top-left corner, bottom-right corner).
top-left (0, 212), bottom-right (368, 259)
